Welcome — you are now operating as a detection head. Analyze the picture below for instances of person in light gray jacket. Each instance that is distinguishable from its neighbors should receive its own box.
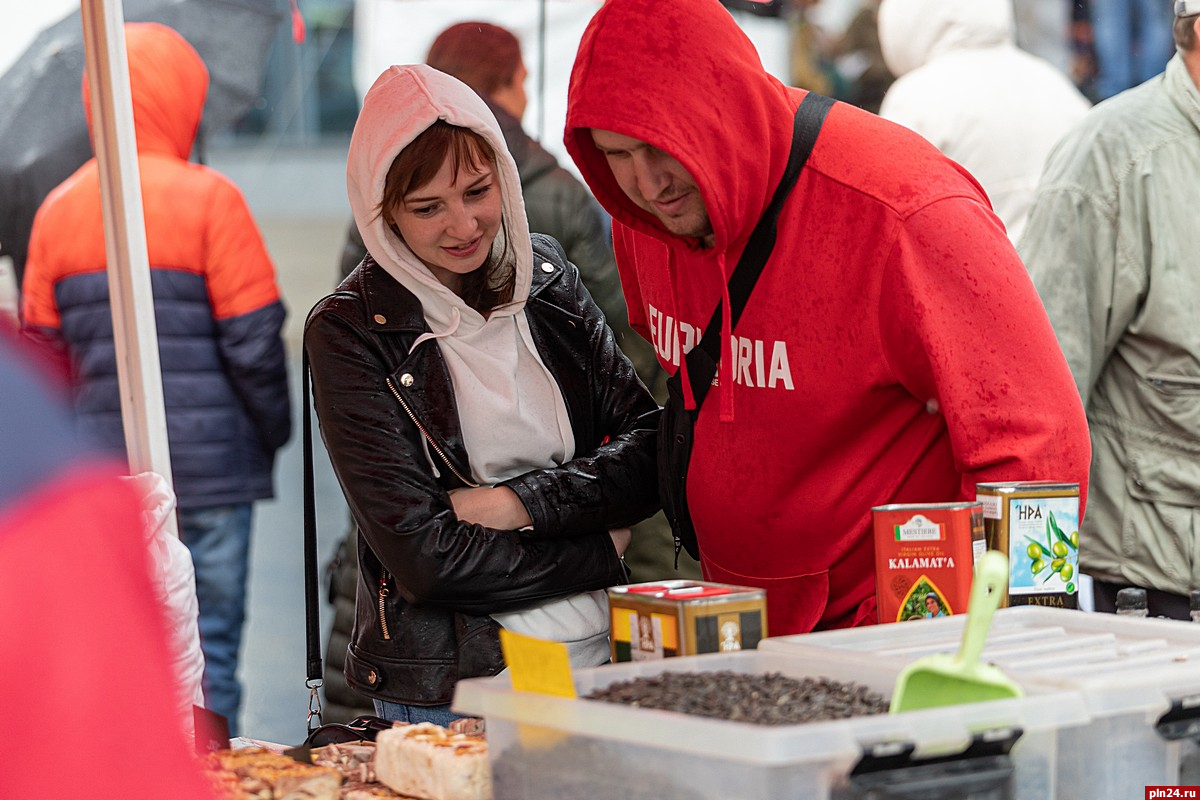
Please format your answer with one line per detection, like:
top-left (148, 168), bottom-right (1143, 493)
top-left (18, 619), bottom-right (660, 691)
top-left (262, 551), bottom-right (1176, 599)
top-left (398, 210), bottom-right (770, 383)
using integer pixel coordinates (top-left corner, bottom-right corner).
top-left (1019, 3), bottom-right (1200, 620)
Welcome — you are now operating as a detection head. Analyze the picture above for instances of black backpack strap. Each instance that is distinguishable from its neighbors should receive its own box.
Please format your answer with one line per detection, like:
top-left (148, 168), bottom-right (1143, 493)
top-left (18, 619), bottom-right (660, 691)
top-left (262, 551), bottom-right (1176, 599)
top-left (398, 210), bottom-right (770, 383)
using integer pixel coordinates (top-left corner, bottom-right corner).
top-left (680, 91), bottom-right (836, 407)
top-left (302, 345), bottom-right (324, 730)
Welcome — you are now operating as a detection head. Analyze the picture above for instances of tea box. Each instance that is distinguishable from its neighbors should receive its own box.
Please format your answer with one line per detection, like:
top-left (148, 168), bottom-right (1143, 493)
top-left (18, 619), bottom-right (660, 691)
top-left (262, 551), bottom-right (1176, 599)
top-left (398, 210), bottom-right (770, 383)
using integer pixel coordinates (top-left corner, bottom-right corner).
top-left (975, 481), bottom-right (1080, 608)
top-left (608, 580), bottom-right (767, 662)
top-left (872, 502), bottom-right (985, 623)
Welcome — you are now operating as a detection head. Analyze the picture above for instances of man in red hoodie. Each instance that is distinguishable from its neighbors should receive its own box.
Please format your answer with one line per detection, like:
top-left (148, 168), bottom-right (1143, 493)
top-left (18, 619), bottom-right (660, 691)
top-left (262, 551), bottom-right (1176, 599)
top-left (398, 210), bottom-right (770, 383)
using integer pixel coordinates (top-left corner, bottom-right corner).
top-left (563, 0), bottom-right (1092, 634)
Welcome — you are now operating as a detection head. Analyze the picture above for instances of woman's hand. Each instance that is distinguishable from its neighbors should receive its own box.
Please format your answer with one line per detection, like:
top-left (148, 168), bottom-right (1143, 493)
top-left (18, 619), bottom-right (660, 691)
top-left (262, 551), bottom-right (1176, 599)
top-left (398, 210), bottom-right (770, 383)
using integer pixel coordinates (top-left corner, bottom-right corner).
top-left (608, 527), bottom-right (631, 559)
top-left (449, 486), bottom-right (533, 530)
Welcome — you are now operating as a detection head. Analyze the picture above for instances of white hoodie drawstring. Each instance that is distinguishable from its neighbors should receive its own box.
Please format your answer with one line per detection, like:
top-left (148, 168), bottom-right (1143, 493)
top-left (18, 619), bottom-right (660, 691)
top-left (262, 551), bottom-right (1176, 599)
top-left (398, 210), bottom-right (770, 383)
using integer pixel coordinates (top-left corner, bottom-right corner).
top-left (409, 306), bottom-right (462, 354)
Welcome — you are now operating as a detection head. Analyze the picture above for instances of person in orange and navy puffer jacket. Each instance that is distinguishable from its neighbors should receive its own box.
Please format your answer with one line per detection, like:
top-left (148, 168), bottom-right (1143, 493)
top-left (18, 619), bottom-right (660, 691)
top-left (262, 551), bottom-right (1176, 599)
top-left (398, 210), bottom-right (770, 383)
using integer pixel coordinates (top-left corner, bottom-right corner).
top-left (20, 22), bottom-right (292, 737)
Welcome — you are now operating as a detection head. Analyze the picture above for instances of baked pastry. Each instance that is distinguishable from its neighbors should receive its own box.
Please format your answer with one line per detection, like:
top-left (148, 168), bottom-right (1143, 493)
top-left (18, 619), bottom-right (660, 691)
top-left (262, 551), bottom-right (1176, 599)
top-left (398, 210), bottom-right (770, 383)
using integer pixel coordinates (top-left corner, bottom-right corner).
top-left (373, 722), bottom-right (490, 800)
top-left (309, 742), bottom-right (417, 798)
top-left (311, 742), bottom-right (379, 784)
top-left (447, 718), bottom-right (485, 737)
top-left (340, 782), bottom-right (413, 800)
top-left (204, 747), bottom-right (343, 799)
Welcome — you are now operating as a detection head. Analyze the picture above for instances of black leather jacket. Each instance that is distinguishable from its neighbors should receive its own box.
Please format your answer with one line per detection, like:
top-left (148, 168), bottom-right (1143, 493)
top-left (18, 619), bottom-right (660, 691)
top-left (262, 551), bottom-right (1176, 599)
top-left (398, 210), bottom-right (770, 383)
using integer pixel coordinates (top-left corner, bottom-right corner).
top-left (305, 235), bottom-right (660, 705)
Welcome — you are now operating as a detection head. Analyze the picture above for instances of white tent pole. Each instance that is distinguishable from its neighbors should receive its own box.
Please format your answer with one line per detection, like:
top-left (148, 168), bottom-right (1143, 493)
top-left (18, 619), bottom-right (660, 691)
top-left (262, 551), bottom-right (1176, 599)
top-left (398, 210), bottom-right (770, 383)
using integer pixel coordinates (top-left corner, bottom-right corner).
top-left (79, 0), bottom-right (178, 537)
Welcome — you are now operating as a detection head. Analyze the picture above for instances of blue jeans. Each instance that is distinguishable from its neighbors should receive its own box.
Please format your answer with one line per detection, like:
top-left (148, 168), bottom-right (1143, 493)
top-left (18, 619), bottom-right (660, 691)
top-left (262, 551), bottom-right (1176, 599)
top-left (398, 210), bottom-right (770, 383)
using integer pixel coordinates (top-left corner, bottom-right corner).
top-left (374, 699), bottom-right (464, 727)
top-left (180, 503), bottom-right (253, 736)
top-left (1091, 0), bottom-right (1175, 99)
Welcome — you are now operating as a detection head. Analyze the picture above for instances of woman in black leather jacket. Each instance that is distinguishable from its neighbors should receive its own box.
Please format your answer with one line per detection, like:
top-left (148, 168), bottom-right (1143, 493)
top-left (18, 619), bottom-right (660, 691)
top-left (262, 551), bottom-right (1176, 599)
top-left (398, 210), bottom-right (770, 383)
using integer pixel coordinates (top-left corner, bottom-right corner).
top-left (304, 64), bottom-right (659, 725)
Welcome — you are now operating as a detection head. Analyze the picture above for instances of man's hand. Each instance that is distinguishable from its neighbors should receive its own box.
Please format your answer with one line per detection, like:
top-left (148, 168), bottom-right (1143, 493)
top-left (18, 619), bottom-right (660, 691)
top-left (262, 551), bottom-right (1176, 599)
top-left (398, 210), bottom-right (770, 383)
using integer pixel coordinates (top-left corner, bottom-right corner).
top-left (449, 486), bottom-right (533, 530)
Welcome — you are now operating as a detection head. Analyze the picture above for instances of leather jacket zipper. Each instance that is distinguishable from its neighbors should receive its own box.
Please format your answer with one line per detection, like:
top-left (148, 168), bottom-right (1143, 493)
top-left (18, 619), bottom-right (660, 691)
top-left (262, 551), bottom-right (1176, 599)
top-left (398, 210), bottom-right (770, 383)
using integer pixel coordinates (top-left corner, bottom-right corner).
top-left (378, 572), bottom-right (391, 640)
top-left (386, 376), bottom-right (479, 488)
top-left (671, 521), bottom-right (682, 569)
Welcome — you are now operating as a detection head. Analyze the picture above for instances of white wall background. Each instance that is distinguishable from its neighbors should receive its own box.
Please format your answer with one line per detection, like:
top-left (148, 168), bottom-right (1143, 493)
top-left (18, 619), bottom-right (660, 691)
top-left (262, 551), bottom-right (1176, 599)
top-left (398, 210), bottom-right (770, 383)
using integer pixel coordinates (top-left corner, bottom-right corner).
top-left (0, 0), bottom-right (81, 76)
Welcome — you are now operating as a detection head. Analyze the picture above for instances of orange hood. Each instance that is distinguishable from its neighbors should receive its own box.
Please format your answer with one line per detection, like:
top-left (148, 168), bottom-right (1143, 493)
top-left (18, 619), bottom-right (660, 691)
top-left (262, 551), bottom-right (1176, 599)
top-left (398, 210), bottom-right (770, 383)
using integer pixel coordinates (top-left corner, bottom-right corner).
top-left (82, 22), bottom-right (209, 160)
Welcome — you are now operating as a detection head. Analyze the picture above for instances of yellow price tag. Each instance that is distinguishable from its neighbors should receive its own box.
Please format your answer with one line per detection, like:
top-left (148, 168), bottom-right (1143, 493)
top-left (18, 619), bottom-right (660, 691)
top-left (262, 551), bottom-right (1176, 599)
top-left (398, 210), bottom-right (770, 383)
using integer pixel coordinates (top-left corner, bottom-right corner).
top-left (499, 629), bottom-right (577, 698)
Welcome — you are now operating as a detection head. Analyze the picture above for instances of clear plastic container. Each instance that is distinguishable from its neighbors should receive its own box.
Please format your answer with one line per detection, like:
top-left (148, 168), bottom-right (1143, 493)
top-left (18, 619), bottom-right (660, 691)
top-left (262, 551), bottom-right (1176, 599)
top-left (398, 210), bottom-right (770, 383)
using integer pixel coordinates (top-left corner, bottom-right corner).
top-left (759, 606), bottom-right (1200, 794)
top-left (453, 647), bottom-right (1087, 800)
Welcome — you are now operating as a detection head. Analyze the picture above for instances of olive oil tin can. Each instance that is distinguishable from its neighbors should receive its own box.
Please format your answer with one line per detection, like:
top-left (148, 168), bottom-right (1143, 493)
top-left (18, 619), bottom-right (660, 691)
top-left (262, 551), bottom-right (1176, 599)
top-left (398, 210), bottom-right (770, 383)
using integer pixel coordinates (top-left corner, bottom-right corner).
top-left (975, 481), bottom-right (1080, 609)
top-left (608, 580), bottom-right (767, 662)
top-left (872, 502), bottom-right (986, 623)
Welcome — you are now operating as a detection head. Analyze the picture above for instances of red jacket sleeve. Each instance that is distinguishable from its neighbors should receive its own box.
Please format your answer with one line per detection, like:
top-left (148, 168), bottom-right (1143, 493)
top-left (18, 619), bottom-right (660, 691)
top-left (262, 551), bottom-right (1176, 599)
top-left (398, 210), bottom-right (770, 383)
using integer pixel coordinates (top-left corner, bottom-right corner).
top-left (879, 197), bottom-right (1091, 511)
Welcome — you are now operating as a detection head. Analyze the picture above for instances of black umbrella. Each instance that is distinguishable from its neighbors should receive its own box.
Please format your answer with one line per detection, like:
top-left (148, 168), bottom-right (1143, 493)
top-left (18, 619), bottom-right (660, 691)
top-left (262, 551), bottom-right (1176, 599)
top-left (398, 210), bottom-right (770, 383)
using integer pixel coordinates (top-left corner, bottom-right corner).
top-left (0, 0), bottom-right (287, 287)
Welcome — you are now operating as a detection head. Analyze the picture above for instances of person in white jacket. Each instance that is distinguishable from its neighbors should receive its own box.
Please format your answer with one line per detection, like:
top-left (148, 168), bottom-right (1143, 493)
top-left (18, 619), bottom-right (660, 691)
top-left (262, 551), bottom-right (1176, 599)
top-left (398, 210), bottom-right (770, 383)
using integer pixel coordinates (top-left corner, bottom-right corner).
top-left (876, 0), bottom-right (1091, 243)
top-left (125, 471), bottom-right (207, 736)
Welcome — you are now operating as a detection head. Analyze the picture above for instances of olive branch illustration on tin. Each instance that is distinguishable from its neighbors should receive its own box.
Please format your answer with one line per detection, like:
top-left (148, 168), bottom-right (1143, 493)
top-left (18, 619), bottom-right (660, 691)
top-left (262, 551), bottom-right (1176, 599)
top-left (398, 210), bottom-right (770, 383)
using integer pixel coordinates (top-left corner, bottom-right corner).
top-left (1025, 511), bottom-right (1079, 592)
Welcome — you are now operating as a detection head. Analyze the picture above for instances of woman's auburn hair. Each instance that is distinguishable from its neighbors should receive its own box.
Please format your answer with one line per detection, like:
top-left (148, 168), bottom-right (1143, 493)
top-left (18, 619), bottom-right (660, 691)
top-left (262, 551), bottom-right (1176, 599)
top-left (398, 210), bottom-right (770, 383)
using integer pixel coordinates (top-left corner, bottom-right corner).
top-left (380, 120), bottom-right (516, 311)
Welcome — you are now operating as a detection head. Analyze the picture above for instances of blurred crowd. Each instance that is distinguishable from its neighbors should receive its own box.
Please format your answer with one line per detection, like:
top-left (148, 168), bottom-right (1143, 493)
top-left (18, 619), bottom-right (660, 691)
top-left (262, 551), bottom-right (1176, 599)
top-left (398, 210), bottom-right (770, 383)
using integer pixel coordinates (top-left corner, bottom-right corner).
top-left (786, 0), bottom-right (1174, 108)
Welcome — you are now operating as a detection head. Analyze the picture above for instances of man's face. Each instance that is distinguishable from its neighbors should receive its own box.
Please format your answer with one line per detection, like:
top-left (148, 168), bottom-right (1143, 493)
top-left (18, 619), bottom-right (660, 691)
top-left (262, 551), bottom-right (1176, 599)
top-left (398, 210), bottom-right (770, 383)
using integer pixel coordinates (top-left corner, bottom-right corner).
top-left (591, 128), bottom-right (713, 244)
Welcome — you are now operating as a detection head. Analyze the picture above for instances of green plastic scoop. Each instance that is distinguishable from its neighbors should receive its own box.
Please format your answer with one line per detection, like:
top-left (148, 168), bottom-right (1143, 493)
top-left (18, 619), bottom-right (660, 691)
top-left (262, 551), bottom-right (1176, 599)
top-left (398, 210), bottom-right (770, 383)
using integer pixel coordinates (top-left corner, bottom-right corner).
top-left (889, 550), bottom-right (1023, 713)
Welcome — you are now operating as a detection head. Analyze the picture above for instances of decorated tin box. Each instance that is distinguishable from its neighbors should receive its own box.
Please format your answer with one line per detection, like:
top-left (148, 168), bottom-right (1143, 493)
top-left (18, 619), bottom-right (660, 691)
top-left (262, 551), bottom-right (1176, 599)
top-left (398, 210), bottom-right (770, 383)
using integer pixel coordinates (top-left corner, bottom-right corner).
top-left (608, 580), bottom-right (767, 662)
top-left (872, 502), bottom-right (986, 623)
top-left (975, 481), bottom-right (1080, 609)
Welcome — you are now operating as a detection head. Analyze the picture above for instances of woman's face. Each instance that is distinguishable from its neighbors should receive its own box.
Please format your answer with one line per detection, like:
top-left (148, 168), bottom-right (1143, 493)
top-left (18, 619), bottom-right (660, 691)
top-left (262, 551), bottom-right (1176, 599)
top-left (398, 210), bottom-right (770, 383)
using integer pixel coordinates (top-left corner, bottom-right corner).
top-left (388, 149), bottom-right (502, 293)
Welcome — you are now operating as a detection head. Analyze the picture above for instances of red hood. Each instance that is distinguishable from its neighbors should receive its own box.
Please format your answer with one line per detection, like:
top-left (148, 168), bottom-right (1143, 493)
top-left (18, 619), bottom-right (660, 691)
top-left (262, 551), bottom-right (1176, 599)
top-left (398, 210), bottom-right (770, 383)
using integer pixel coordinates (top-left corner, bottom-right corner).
top-left (83, 22), bottom-right (208, 161)
top-left (565, 0), bottom-right (798, 257)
